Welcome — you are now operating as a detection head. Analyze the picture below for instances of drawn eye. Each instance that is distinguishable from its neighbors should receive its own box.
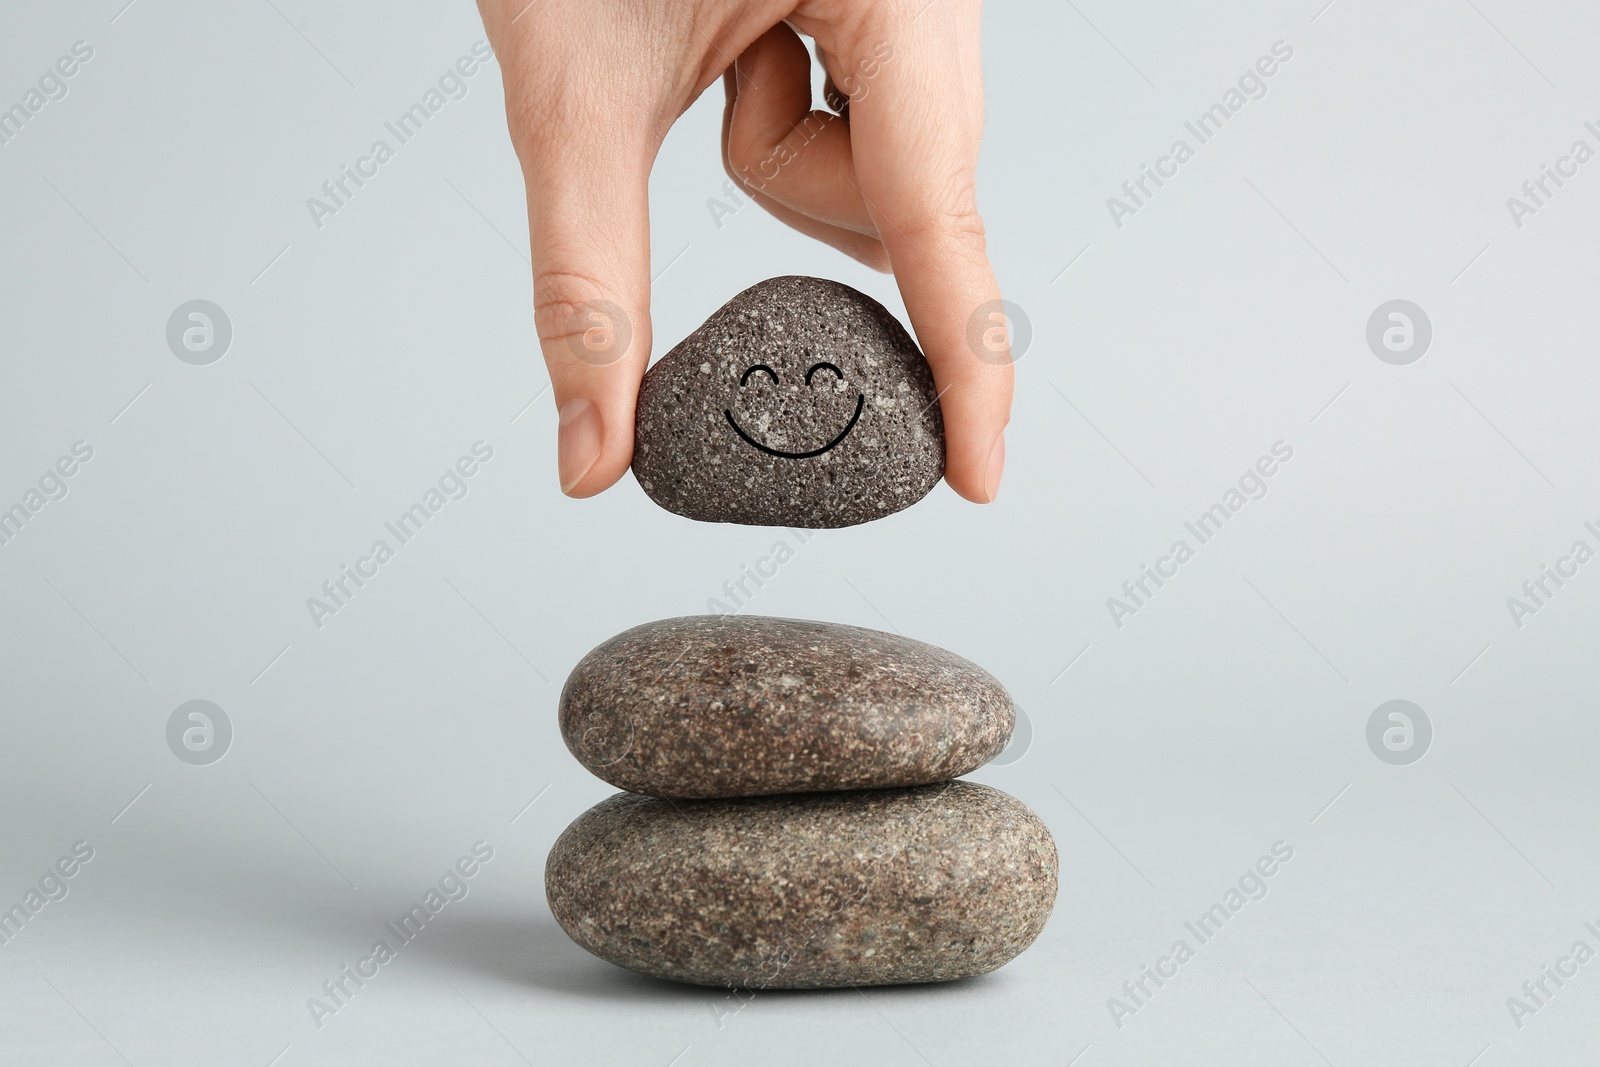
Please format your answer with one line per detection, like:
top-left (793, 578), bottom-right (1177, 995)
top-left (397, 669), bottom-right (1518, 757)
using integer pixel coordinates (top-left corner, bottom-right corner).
top-left (740, 364), bottom-right (779, 387)
top-left (805, 362), bottom-right (844, 386)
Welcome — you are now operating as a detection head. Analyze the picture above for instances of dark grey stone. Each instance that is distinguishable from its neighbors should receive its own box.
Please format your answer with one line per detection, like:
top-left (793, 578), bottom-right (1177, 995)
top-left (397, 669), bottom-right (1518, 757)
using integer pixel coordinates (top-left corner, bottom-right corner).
top-left (560, 615), bottom-right (1014, 799)
top-left (633, 276), bottom-right (944, 528)
top-left (545, 781), bottom-right (1058, 989)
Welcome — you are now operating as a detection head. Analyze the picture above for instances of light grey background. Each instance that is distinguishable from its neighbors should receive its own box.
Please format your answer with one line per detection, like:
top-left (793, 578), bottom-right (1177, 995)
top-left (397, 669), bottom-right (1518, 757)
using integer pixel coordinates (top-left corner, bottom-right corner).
top-left (2, 1), bottom-right (1598, 1064)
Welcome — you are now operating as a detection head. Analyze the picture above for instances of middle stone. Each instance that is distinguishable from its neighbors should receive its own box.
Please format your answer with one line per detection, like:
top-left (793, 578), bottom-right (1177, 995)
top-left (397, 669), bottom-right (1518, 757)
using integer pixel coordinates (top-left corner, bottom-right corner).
top-left (560, 615), bottom-right (1015, 799)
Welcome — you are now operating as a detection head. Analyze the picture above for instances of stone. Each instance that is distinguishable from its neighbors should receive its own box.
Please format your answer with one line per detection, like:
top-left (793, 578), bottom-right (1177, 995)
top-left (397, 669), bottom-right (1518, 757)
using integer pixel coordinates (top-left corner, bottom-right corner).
top-left (545, 781), bottom-right (1058, 989)
top-left (560, 615), bottom-right (1014, 799)
top-left (633, 276), bottom-right (944, 528)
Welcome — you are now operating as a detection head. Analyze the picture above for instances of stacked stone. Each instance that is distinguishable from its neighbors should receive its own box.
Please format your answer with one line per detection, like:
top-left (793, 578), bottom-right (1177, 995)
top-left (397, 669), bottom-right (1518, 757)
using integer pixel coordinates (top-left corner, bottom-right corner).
top-left (544, 278), bottom-right (1057, 989)
top-left (546, 617), bottom-right (1058, 989)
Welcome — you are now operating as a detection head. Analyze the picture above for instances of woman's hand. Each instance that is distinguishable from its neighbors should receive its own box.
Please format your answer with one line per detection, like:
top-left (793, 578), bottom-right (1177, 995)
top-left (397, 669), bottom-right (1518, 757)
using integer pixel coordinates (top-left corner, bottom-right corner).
top-left (477, 0), bottom-right (1013, 503)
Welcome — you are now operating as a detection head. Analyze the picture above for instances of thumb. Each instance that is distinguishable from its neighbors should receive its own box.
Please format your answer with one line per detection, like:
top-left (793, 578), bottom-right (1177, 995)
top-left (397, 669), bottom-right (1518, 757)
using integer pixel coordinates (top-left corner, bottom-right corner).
top-left (522, 129), bottom-right (654, 497)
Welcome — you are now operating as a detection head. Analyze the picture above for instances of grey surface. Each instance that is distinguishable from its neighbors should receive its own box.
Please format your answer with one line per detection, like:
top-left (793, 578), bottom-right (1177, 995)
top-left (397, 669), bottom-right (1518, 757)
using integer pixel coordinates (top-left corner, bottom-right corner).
top-left (0, 1), bottom-right (1597, 1065)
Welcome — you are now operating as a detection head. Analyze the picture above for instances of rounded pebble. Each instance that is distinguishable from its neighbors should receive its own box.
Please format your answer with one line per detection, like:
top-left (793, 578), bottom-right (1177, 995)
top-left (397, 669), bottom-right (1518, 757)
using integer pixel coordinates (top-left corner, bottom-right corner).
top-left (633, 276), bottom-right (945, 528)
top-left (560, 615), bottom-right (1015, 799)
top-left (545, 781), bottom-right (1058, 989)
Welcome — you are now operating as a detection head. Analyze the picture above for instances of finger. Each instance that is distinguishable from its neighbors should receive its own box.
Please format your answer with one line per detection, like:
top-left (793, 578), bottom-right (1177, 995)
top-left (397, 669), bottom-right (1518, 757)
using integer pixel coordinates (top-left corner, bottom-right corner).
top-left (518, 110), bottom-right (655, 498)
top-left (724, 24), bottom-right (878, 238)
top-left (813, 3), bottom-right (1013, 504)
top-left (721, 67), bottom-right (889, 269)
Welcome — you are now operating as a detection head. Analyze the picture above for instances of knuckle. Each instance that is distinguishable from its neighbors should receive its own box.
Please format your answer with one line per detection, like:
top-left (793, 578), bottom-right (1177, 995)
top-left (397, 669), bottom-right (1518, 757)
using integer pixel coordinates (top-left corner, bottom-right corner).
top-left (722, 154), bottom-right (763, 198)
top-left (533, 271), bottom-right (636, 368)
top-left (723, 127), bottom-right (763, 178)
top-left (724, 131), bottom-right (784, 193)
top-left (533, 271), bottom-right (611, 345)
top-left (895, 183), bottom-right (989, 261)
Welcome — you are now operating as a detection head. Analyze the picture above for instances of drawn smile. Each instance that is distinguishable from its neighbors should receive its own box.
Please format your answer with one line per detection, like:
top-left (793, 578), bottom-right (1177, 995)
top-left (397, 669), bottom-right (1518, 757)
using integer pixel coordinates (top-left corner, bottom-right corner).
top-left (724, 361), bottom-right (864, 459)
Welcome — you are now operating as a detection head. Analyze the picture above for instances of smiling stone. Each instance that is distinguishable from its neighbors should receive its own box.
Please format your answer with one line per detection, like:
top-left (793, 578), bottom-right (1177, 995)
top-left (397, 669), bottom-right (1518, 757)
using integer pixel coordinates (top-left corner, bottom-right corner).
top-left (633, 276), bottom-right (945, 528)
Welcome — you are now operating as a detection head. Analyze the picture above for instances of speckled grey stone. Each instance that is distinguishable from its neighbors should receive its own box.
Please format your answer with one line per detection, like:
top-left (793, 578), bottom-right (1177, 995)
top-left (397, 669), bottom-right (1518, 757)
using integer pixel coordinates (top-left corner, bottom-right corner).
top-left (633, 276), bottom-right (944, 528)
top-left (561, 615), bottom-right (1014, 799)
top-left (545, 781), bottom-right (1058, 989)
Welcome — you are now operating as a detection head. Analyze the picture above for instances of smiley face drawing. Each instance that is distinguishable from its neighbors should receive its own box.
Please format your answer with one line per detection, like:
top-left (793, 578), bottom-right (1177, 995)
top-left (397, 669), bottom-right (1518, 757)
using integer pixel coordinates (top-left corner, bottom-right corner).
top-left (723, 360), bottom-right (865, 460)
top-left (633, 276), bottom-right (945, 529)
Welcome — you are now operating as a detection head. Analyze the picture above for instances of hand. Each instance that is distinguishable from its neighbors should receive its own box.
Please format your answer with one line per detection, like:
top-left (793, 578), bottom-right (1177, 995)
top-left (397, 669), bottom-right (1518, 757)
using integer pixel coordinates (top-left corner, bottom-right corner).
top-left (477, 0), bottom-right (1013, 503)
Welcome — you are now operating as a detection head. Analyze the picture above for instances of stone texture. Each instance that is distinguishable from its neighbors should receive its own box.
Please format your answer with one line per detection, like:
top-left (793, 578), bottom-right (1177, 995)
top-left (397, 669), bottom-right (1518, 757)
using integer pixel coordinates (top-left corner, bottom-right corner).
top-left (560, 615), bottom-right (1014, 799)
top-left (545, 781), bottom-right (1058, 989)
top-left (633, 276), bottom-right (944, 528)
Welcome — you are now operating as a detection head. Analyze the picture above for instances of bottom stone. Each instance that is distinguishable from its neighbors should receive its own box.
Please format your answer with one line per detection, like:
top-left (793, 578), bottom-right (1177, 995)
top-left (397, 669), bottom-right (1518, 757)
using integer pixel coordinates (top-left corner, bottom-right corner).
top-left (545, 781), bottom-right (1058, 988)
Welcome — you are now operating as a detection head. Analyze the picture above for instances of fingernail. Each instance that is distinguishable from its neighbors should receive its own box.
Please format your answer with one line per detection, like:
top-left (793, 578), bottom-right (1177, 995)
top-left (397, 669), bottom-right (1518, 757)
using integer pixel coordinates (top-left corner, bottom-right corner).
top-left (984, 433), bottom-right (1006, 503)
top-left (558, 397), bottom-right (602, 496)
